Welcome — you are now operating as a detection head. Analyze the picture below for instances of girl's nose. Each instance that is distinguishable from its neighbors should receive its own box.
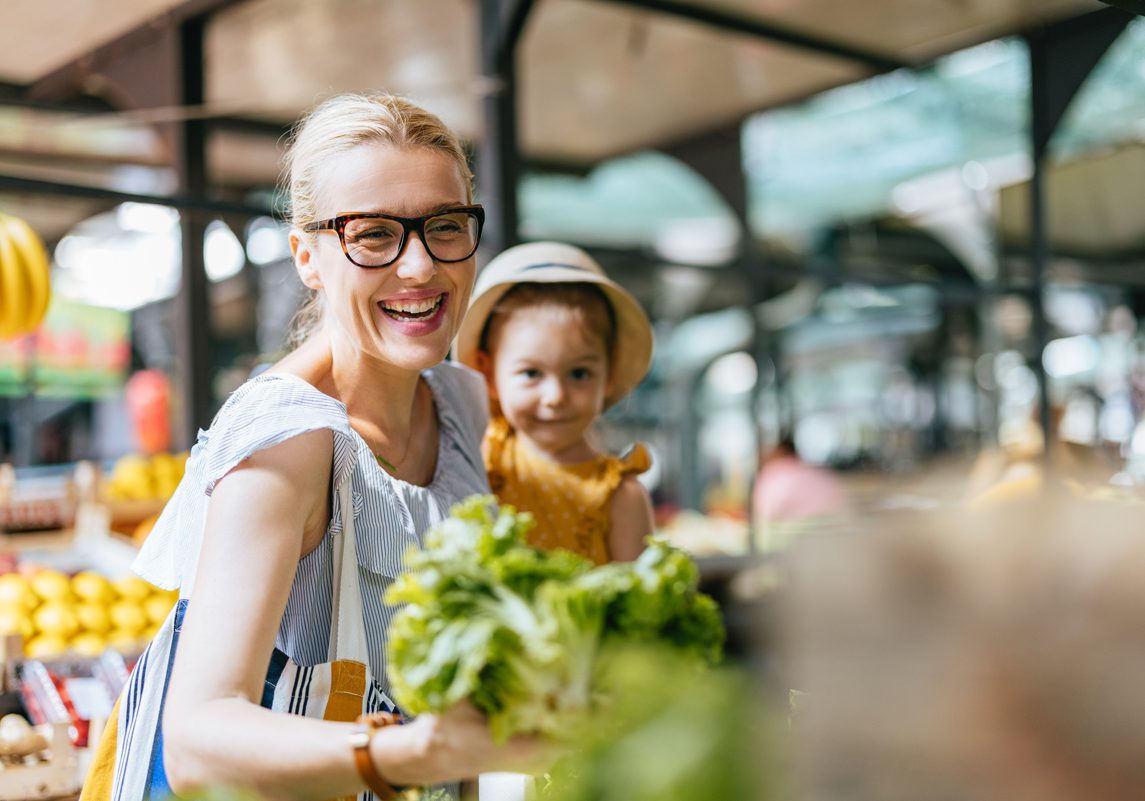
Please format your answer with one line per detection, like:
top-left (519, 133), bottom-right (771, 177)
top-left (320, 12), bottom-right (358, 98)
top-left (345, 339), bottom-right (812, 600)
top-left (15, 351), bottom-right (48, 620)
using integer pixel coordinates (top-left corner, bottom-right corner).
top-left (541, 378), bottom-right (566, 406)
top-left (393, 234), bottom-right (438, 282)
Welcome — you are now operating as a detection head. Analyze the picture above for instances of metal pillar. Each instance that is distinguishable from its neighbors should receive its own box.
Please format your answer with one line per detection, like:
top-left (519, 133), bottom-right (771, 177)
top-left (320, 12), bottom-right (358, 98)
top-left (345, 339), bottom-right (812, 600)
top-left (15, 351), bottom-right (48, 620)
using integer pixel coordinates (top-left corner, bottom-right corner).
top-left (662, 124), bottom-right (764, 522)
top-left (1025, 7), bottom-right (1132, 458)
top-left (176, 17), bottom-right (214, 448)
top-left (477, 0), bottom-right (536, 260)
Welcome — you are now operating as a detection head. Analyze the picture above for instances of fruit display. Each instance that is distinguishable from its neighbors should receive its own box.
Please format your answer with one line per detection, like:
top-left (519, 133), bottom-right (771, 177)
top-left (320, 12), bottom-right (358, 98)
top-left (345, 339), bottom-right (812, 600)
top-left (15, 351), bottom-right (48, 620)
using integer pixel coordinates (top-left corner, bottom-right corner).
top-left (0, 568), bottom-right (177, 659)
top-left (100, 452), bottom-right (189, 544)
top-left (102, 451), bottom-right (188, 502)
top-left (0, 214), bottom-right (52, 341)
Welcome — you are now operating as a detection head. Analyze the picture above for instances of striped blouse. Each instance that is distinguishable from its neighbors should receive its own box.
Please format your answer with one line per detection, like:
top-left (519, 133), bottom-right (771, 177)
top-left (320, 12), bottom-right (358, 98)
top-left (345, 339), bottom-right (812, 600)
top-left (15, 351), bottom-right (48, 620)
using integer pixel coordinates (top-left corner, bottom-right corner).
top-left (132, 361), bottom-right (491, 693)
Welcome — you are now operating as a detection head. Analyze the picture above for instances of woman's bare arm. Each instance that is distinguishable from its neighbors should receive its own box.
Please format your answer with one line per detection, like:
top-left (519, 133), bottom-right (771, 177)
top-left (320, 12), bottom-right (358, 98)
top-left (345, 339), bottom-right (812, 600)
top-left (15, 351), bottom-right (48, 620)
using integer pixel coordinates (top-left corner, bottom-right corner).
top-left (161, 429), bottom-right (546, 799)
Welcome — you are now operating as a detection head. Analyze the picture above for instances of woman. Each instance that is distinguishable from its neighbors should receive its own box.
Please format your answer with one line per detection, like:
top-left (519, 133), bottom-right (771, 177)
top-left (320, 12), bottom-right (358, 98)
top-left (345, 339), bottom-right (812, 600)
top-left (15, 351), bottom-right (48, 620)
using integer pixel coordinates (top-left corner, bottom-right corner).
top-left (85, 94), bottom-right (542, 800)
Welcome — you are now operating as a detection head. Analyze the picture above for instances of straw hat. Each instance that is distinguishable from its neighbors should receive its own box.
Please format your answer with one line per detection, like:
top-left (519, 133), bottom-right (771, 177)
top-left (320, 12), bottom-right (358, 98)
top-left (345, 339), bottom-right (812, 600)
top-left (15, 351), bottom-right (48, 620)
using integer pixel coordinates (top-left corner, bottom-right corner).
top-left (454, 241), bottom-right (653, 408)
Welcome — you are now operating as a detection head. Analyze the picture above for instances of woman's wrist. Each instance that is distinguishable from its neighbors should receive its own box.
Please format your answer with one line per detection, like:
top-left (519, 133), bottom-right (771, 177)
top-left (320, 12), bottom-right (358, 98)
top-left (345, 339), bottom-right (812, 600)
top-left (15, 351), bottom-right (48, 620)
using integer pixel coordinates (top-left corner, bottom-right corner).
top-left (367, 719), bottom-right (431, 787)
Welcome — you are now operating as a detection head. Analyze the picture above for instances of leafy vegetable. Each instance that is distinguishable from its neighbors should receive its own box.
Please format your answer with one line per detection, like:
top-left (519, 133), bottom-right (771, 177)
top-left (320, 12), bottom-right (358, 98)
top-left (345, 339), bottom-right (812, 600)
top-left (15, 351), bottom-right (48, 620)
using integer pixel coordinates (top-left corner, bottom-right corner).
top-left (385, 495), bottom-right (724, 742)
top-left (539, 646), bottom-right (773, 801)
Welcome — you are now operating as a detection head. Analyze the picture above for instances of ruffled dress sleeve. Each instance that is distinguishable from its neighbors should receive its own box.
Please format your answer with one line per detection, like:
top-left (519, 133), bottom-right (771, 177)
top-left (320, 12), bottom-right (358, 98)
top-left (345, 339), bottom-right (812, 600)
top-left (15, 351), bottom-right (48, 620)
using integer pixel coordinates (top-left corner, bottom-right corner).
top-left (605, 443), bottom-right (652, 491)
top-left (132, 374), bottom-right (357, 593)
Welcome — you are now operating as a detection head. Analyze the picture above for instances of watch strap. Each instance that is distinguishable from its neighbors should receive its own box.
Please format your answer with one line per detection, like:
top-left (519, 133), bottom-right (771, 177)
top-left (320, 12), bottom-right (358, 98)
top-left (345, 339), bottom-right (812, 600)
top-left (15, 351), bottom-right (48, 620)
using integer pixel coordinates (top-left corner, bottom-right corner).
top-left (351, 712), bottom-right (403, 800)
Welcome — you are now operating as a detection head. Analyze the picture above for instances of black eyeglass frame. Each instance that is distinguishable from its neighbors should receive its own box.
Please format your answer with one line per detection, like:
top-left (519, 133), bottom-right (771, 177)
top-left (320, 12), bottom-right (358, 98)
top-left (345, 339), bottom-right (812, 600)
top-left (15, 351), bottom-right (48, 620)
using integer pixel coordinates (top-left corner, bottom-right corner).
top-left (303, 205), bottom-right (485, 268)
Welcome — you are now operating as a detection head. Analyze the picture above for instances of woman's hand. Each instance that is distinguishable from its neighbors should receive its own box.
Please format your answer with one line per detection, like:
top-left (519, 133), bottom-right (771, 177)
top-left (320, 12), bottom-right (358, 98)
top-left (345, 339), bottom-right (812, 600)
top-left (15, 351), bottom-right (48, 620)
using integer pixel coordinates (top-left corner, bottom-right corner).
top-left (371, 701), bottom-right (557, 786)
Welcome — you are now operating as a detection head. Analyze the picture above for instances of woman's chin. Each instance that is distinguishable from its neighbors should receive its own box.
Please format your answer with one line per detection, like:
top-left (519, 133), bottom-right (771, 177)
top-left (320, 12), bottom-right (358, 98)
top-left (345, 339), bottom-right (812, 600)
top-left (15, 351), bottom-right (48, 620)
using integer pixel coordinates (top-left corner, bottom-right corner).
top-left (373, 340), bottom-right (452, 373)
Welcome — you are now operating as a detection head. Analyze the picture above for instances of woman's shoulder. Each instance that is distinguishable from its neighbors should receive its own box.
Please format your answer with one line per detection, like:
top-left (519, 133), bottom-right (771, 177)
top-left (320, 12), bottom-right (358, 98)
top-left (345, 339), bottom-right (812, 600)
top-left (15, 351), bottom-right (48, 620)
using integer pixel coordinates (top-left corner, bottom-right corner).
top-left (200, 373), bottom-right (357, 495)
top-left (428, 361), bottom-right (489, 438)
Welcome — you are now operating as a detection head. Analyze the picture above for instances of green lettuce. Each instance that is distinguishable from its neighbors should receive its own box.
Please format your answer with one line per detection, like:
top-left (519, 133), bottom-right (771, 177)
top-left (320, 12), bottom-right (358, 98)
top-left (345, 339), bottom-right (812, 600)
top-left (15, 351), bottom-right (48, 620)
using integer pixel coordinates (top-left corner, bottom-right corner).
top-left (385, 495), bottom-right (724, 742)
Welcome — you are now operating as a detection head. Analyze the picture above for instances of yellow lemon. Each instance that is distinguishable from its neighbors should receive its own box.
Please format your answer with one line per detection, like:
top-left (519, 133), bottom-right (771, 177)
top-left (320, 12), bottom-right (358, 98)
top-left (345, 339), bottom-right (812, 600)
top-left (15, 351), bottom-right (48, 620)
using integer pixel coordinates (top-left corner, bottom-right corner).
top-left (32, 602), bottom-right (80, 639)
top-left (106, 628), bottom-right (141, 653)
top-left (71, 571), bottom-right (115, 604)
top-left (112, 576), bottom-right (155, 602)
top-left (69, 632), bottom-right (108, 658)
top-left (0, 575), bottom-right (38, 612)
top-left (108, 601), bottom-right (146, 633)
top-left (24, 634), bottom-right (68, 659)
top-left (75, 602), bottom-right (112, 634)
top-left (143, 594), bottom-right (175, 626)
top-left (0, 605), bottom-right (33, 639)
top-left (29, 570), bottom-right (72, 603)
top-left (141, 621), bottom-right (163, 642)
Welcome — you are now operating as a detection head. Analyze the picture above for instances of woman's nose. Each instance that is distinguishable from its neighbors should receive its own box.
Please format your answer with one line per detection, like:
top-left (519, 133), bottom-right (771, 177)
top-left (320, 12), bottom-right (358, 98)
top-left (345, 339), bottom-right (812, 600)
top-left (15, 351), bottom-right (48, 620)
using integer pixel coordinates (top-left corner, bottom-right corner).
top-left (393, 234), bottom-right (438, 282)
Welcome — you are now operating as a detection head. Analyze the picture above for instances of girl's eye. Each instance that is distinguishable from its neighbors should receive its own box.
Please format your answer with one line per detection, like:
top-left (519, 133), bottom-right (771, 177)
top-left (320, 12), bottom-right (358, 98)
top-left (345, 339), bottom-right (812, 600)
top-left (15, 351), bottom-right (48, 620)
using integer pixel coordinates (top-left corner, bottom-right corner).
top-left (519, 368), bottom-right (542, 380)
top-left (570, 368), bottom-right (592, 380)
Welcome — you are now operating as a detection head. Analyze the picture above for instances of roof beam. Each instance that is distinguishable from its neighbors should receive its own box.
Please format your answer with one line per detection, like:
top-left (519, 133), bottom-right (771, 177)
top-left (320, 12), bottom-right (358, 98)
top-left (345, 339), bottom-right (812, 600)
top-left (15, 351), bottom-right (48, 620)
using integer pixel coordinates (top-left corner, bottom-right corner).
top-left (0, 173), bottom-right (274, 219)
top-left (595, 0), bottom-right (910, 72)
top-left (25, 0), bottom-right (247, 103)
top-left (1097, 0), bottom-right (1145, 14)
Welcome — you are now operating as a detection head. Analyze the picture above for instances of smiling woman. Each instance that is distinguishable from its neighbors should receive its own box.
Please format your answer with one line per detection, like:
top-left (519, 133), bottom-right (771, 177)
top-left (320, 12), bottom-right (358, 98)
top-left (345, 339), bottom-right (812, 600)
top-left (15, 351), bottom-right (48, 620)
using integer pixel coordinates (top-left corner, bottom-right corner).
top-left (81, 94), bottom-right (548, 801)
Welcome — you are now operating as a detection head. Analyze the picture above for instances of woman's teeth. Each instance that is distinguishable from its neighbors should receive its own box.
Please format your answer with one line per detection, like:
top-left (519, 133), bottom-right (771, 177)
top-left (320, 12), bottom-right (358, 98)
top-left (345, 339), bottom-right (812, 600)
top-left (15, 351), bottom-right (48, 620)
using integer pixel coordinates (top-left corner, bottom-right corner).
top-left (380, 296), bottom-right (443, 319)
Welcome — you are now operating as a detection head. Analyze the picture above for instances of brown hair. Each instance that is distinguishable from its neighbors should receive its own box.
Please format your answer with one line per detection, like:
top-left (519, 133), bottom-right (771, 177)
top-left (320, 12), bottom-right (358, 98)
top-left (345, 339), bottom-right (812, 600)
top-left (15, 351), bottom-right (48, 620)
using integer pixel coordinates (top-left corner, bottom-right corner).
top-left (282, 93), bottom-right (472, 350)
top-left (480, 282), bottom-right (617, 359)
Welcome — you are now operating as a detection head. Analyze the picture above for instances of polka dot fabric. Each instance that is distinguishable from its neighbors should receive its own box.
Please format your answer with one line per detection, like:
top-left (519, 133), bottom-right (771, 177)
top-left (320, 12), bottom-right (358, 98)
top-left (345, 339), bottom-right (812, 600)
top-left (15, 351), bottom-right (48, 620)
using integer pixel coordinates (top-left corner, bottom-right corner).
top-left (483, 416), bottom-right (650, 564)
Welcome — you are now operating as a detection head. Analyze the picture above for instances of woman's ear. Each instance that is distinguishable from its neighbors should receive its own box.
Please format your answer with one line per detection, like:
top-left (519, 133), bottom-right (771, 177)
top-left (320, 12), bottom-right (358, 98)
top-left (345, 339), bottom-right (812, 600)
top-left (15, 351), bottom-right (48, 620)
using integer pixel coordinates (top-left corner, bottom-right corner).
top-left (290, 230), bottom-right (323, 291)
top-left (475, 351), bottom-right (498, 399)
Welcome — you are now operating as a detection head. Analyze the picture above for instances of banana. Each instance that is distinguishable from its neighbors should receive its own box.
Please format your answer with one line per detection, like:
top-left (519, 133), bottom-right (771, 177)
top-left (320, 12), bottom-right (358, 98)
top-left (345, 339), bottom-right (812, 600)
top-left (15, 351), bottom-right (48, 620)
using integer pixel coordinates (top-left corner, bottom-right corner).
top-left (0, 215), bottom-right (29, 340)
top-left (1, 215), bottom-right (51, 334)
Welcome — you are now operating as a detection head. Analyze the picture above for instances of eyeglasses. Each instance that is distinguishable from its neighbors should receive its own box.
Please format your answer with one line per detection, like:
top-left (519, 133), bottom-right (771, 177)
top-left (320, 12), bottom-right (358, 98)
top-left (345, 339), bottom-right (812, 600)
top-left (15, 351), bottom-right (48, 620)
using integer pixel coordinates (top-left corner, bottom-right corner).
top-left (304, 205), bottom-right (485, 268)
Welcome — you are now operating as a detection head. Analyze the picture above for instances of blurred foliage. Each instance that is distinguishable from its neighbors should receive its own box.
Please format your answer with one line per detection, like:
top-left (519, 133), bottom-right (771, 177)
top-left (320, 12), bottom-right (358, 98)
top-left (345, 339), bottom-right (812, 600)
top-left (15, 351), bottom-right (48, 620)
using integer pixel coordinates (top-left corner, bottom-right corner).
top-left (540, 645), bottom-right (775, 801)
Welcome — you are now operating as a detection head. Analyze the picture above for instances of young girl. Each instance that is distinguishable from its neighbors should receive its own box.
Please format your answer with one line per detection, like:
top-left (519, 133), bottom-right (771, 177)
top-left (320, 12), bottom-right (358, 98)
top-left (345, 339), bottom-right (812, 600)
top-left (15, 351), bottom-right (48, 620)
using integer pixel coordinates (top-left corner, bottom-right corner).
top-left (455, 241), bottom-right (655, 564)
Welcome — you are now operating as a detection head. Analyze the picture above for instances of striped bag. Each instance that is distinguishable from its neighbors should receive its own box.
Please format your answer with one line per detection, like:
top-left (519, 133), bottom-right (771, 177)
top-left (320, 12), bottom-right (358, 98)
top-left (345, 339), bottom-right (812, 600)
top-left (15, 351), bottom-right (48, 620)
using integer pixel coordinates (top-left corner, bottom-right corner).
top-left (82, 478), bottom-right (401, 800)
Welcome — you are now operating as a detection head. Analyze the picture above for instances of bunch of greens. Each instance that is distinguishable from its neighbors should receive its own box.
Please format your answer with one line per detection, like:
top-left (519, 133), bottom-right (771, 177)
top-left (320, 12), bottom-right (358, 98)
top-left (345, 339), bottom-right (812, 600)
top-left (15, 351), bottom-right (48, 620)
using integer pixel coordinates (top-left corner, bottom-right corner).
top-left (384, 495), bottom-right (725, 742)
top-left (539, 646), bottom-right (775, 801)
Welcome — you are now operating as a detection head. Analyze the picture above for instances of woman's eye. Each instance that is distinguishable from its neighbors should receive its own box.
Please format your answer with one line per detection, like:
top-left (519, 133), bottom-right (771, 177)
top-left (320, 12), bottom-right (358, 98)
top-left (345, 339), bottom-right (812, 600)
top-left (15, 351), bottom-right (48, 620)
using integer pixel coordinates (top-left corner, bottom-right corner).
top-left (355, 226), bottom-right (397, 241)
top-left (426, 220), bottom-right (463, 236)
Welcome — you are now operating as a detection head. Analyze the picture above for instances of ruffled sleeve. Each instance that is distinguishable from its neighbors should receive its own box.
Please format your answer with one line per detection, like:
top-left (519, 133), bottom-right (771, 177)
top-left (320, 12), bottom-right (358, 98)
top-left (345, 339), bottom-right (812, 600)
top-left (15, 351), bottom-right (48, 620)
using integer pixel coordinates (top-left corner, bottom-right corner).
top-left (603, 443), bottom-right (651, 493)
top-left (201, 375), bottom-right (357, 494)
top-left (617, 443), bottom-right (651, 476)
top-left (132, 374), bottom-right (357, 593)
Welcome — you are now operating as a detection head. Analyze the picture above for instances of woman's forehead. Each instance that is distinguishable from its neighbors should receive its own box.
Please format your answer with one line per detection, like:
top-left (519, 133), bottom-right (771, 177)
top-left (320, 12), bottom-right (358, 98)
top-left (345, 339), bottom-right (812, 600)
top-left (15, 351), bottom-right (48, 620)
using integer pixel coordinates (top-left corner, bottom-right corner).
top-left (314, 143), bottom-right (467, 215)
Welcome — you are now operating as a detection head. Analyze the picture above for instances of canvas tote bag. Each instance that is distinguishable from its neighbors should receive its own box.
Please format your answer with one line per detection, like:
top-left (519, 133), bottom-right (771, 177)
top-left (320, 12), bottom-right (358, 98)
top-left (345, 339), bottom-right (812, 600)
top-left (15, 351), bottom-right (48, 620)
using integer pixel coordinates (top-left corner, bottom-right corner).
top-left (82, 477), bottom-right (400, 800)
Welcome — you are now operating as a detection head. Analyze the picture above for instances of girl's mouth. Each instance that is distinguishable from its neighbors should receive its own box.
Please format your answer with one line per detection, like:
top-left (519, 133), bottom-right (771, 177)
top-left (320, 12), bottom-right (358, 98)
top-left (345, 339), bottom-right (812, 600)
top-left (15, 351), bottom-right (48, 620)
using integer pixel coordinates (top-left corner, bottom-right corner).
top-left (378, 294), bottom-right (444, 321)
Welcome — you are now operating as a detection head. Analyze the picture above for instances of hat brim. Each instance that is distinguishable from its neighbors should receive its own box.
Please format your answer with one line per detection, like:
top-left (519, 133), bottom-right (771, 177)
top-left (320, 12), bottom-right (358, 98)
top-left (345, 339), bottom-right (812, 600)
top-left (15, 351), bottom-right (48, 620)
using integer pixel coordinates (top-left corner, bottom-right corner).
top-left (454, 267), bottom-right (653, 409)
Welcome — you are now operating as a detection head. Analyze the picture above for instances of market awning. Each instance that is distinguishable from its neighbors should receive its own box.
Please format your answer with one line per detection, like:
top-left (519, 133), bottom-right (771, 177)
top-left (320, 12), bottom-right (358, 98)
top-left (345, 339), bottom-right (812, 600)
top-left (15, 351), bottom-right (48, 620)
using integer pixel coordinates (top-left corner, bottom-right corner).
top-left (0, 0), bottom-right (1108, 181)
top-left (999, 145), bottom-right (1145, 260)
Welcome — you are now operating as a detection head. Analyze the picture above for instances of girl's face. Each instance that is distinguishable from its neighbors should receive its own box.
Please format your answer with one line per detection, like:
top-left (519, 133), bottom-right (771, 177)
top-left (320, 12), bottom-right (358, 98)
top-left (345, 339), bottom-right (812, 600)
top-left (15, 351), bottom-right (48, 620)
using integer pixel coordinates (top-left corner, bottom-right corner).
top-left (482, 306), bottom-right (612, 459)
top-left (290, 144), bottom-right (475, 372)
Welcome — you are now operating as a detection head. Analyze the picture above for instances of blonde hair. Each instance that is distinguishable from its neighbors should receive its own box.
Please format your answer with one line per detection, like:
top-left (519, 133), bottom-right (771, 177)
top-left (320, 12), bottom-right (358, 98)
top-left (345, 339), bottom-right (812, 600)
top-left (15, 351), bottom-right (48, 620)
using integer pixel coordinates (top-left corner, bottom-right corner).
top-left (480, 283), bottom-right (617, 358)
top-left (283, 93), bottom-right (472, 349)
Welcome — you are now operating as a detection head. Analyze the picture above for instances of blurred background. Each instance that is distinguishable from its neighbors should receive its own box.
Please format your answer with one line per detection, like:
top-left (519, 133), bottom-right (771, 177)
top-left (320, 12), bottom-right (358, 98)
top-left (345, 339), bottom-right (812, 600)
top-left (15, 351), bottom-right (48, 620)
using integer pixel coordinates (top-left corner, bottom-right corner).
top-left (0, 3), bottom-right (1144, 787)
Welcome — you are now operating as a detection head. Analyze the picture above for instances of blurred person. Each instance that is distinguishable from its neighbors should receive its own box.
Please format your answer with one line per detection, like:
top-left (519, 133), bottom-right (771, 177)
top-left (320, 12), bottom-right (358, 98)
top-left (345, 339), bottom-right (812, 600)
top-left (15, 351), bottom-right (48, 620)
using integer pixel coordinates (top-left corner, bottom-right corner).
top-left (83, 94), bottom-right (546, 801)
top-left (783, 494), bottom-right (1145, 801)
top-left (752, 435), bottom-right (851, 552)
top-left (454, 242), bottom-right (655, 565)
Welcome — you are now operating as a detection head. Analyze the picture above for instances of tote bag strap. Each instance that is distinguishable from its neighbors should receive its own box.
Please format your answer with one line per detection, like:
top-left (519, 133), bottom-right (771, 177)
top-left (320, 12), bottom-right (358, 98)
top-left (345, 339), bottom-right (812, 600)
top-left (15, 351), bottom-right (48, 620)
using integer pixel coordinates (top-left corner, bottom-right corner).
top-left (328, 477), bottom-right (370, 664)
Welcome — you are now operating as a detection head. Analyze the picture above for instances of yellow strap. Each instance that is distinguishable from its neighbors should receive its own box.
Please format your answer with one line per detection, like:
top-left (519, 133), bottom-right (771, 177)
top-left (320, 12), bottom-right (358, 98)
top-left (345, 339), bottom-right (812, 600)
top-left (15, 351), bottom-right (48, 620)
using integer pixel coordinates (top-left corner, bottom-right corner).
top-left (79, 696), bottom-right (121, 801)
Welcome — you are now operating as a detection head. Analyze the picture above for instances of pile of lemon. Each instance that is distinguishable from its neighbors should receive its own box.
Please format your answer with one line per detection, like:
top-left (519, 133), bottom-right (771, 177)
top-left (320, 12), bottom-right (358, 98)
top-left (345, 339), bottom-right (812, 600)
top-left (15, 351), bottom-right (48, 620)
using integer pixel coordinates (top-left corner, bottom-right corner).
top-left (103, 452), bottom-right (189, 502)
top-left (0, 569), bottom-right (178, 659)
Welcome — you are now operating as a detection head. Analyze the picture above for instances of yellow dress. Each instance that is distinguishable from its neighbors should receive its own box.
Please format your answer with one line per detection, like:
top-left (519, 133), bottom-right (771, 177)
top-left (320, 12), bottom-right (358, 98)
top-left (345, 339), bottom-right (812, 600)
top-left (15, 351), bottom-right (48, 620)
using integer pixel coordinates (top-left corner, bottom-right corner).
top-left (483, 416), bottom-right (651, 565)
